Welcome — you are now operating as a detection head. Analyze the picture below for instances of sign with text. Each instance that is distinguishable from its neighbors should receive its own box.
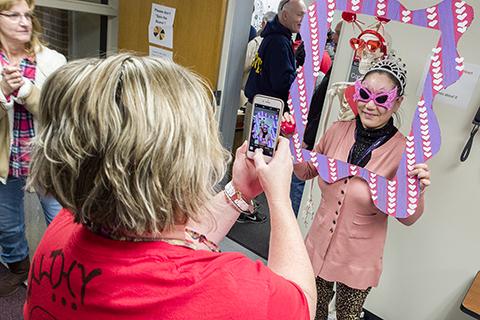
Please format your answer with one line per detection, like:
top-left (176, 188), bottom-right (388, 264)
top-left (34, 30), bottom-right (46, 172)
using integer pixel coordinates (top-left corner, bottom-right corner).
top-left (148, 4), bottom-right (176, 49)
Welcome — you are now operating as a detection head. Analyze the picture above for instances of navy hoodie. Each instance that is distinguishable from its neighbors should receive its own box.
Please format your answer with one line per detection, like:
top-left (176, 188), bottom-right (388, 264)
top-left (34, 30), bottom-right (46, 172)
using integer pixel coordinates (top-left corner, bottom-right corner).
top-left (244, 16), bottom-right (296, 112)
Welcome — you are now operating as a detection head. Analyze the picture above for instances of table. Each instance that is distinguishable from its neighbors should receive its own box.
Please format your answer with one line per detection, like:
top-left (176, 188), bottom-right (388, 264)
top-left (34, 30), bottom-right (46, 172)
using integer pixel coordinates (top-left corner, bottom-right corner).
top-left (462, 271), bottom-right (480, 319)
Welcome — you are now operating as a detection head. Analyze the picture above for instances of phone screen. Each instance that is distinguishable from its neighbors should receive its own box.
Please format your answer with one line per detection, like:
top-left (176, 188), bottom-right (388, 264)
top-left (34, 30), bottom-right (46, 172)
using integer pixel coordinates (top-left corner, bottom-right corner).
top-left (248, 103), bottom-right (280, 157)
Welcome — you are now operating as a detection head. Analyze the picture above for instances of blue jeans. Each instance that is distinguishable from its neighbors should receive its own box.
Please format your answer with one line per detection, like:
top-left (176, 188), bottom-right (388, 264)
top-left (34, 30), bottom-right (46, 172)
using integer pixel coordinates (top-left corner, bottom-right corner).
top-left (0, 176), bottom-right (62, 263)
top-left (290, 173), bottom-right (305, 218)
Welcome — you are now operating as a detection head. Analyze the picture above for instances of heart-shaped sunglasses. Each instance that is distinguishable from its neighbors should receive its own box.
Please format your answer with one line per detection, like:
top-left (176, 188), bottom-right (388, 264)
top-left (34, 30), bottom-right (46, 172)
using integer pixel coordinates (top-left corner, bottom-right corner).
top-left (353, 80), bottom-right (398, 110)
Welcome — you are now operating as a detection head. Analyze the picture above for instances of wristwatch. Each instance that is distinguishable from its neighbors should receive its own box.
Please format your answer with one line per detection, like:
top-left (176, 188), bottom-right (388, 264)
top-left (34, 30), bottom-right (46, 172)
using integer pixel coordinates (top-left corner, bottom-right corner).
top-left (224, 181), bottom-right (255, 214)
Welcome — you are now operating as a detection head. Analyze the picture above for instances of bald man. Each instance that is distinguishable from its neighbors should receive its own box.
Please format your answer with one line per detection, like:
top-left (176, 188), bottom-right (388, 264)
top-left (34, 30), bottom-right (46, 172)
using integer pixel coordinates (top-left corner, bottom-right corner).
top-left (245, 0), bottom-right (307, 113)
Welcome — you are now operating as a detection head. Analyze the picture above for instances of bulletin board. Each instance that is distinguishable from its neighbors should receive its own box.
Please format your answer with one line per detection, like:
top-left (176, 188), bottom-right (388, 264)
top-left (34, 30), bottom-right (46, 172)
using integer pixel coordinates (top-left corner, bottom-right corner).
top-left (118, 0), bottom-right (228, 88)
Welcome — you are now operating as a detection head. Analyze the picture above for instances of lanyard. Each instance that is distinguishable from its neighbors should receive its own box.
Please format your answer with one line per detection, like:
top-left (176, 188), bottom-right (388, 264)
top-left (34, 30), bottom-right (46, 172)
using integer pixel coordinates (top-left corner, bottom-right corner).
top-left (348, 128), bottom-right (389, 166)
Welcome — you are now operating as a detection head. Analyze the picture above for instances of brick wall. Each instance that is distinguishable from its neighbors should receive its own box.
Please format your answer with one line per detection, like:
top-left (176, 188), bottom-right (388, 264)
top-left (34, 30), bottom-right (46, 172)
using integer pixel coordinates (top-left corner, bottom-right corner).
top-left (35, 7), bottom-right (69, 58)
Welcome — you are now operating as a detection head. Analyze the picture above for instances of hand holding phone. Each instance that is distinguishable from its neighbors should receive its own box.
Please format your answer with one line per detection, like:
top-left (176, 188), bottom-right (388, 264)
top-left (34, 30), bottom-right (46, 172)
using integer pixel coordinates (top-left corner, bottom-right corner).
top-left (247, 95), bottom-right (284, 163)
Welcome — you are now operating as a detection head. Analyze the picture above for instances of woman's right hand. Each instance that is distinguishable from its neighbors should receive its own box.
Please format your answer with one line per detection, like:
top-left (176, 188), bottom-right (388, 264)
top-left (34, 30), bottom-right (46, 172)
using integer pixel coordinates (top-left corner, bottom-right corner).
top-left (1, 65), bottom-right (24, 96)
top-left (253, 137), bottom-right (293, 205)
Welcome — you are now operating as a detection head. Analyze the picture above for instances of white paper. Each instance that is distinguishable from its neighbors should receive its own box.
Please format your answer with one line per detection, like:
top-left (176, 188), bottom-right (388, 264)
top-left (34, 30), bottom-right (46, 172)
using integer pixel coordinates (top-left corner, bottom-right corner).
top-left (436, 63), bottom-right (480, 109)
top-left (149, 46), bottom-right (173, 60)
top-left (148, 4), bottom-right (176, 49)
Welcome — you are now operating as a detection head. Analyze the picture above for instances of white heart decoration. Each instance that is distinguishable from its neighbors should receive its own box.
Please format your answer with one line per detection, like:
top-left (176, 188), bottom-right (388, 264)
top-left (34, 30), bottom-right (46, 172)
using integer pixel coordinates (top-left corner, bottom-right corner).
top-left (402, 16), bottom-right (411, 23)
top-left (428, 20), bottom-right (438, 28)
top-left (402, 10), bottom-right (411, 17)
top-left (455, 1), bottom-right (466, 9)
top-left (372, 195), bottom-right (378, 201)
top-left (431, 55), bottom-right (439, 62)
top-left (422, 134), bottom-right (431, 141)
top-left (433, 78), bottom-right (443, 85)
top-left (309, 10), bottom-right (315, 18)
top-left (457, 13), bottom-right (467, 21)
top-left (456, 6), bottom-right (466, 15)
top-left (424, 152), bottom-right (432, 157)
top-left (352, 5), bottom-right (360, 11)
top-left (456, 56), bottom-right (465, 64)
top-left (456, 65), bottom-right (465, 71)
top-left (408, 184), bottom-right (416, 191)
top-left (427, 13), bottom-right (437, 20)
top-left (433, 73), bottom-right (443, 79)
top-left (328, 10), bottom-right (335, 17)
top-left (378, 3), bottom-right (386, 10)
top-left (328, 3), bottom-right (335, 10)
top-left (431, 67), bottom-right (441, 74)
top-left (352, 0), bottom-right (360, 5)
top-left (377, 10), bottom-right (386, 16)
top-left (457, 26), bottom-right (467, 33)
top-left (420, 119), bottom-right (428, 125)
top-left (432, 60), bottom-right (441, 68)
top-left (387, 208), bottom-right (395, 214)
top-left (432, 47), bottom-right (442, 54)
top-left (408, 197), bottom-right (418, 204)
top-left (369, 182), bottom-right (377, 189)
top-left (388, 192), bottom-right (396, 198)
top-left (434, 84), bottom-right (444, 91)
top-left (426, 7), bottom-right (436, 14)
top-left (458, 20), bottom-right (468, 28)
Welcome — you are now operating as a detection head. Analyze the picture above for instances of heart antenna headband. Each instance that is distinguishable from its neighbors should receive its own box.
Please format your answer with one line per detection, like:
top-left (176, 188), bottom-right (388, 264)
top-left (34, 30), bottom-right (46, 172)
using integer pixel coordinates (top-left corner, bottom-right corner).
top-left (351, 29), bottom-right (388, 56)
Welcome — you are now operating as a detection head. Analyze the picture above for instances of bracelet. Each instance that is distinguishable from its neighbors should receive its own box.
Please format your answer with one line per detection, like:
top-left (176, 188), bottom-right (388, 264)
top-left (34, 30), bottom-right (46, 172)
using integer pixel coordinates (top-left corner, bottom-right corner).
top-left (224, 181), bottom-right (255, 214)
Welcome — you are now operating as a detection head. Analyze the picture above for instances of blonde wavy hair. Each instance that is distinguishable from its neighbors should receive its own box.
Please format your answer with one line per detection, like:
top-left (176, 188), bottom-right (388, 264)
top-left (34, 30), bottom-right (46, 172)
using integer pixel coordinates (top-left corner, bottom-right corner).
top-left (28, 53), bottom-right (230, 235)
top-left (0, 0), bottom-right (44, 54)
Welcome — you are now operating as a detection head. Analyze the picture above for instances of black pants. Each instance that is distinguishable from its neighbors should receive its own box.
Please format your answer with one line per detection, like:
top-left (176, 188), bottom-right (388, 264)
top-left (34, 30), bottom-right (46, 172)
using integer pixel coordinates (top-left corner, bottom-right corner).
top-left (315, 277), bottom-right (371, 320)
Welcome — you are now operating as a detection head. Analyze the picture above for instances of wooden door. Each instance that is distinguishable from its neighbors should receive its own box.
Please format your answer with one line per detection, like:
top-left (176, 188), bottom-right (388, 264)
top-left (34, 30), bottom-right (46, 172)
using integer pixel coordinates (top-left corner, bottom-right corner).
top-left (118, 0), bottom-right (228, 88)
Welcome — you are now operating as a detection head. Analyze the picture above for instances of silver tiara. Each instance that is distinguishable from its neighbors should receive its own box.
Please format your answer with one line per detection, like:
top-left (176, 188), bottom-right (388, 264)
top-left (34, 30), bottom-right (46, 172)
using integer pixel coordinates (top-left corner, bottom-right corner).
top-left (366, 53), bottom-right (407, 96)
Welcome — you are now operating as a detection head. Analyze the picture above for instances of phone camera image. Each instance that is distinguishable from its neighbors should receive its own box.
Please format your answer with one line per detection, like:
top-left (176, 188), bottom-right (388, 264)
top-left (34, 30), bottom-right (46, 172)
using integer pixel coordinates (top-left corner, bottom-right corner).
top-left (248, 103), bottom-right (280, 157)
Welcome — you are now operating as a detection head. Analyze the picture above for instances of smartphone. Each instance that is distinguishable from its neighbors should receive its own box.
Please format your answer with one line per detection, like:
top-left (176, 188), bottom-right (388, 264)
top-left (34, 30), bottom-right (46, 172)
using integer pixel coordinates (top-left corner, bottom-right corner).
top-left (247, 94), bottom-right (284, 163)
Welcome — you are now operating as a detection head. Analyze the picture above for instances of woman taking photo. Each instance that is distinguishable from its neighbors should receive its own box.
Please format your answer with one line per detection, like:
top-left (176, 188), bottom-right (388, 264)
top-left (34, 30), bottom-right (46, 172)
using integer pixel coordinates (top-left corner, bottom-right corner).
top-left (294, 55), bottom-right (431, 319)
top-left (0, 0), bottom-right (65, 297)
top-left (24, 54), bottom-right (317, 319)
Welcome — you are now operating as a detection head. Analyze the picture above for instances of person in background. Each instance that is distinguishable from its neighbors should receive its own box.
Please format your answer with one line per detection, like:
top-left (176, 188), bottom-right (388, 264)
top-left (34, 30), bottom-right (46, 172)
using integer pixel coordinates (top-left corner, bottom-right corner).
top-left (24, 53), bottom-right (317, 320)
top-left (245, 0), bottom-right (307, 113)
top-left (240, 10), bottom-right (276, 118)
top-left (292, 55), bottom-right (431, 319)
top-left (242, 0), bottom-right (307, 223)
top-left (0, 0), bottom-right (66, 297)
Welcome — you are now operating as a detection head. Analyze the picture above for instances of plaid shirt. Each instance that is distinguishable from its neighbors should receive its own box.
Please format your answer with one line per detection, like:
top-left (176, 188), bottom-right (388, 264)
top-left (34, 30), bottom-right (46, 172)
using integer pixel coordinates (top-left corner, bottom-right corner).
top-left (0, 52), bottom-right (37, 177)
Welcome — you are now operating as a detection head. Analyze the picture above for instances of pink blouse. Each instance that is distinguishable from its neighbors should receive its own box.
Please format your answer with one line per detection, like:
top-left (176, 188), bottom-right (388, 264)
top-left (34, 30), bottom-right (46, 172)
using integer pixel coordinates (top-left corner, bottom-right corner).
top-left (294, 120), bottom-right (425, 289)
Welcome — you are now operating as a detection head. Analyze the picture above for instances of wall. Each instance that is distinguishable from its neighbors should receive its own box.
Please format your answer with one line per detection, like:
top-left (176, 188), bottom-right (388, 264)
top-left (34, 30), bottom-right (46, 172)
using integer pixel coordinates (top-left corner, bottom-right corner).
top-left (298, 0), bottom-right (480, 319)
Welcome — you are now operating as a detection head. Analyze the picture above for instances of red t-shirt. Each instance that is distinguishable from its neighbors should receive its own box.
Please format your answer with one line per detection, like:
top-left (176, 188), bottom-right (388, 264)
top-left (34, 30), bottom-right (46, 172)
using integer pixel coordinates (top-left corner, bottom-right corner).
top-left (24, 209), bottom-right (309, 320)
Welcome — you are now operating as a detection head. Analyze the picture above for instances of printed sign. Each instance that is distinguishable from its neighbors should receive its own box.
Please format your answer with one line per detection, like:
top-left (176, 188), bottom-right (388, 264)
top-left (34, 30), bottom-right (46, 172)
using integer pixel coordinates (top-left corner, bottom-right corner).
top-left (148, 4), bottom-right (176, 49)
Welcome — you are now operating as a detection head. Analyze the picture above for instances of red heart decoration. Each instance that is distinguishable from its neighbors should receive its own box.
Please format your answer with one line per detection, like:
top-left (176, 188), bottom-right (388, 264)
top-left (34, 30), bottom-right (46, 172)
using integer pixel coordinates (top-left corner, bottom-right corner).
top-left (342, 11), bottom-right (357, 23)
top-left (344, 85), bottom-right (358, 116)
top-left (280, 119), bottom-right (296, 135)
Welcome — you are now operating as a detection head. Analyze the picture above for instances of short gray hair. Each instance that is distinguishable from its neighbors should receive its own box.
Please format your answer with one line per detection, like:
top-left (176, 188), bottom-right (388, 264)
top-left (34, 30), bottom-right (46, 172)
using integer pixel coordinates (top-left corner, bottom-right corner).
top-left (278, 0), bottom-right (290, 12)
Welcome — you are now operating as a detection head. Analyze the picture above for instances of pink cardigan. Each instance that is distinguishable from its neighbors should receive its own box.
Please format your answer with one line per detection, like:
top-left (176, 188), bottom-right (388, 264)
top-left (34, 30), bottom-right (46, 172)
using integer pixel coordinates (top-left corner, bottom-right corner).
top-left (294, 120), bottom-right (424, 289)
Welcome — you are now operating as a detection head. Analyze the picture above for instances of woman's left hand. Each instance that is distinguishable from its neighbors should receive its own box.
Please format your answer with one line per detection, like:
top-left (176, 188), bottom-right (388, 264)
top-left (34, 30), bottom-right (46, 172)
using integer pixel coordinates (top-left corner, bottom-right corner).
top-left (231, 141), bottom-right (263, 201)
top-left (408, 163), bottom-right (431, 191)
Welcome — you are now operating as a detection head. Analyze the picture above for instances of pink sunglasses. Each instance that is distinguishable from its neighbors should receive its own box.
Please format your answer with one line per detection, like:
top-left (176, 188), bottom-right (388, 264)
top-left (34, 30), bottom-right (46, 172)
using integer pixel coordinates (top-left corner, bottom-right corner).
top-left (353, 80), bottom-right (398, 110)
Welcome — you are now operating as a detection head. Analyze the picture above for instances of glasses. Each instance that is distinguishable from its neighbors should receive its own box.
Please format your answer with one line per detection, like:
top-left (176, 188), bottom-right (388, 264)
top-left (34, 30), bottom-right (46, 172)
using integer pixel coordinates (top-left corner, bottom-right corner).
top-left (350, 38), bottom-right (383, 52)
top-left (279, 0), bottom-right (290, 11)
top-left (0, 11), bottom-right (34, 22)
top-left (353, 80), bottom-right (398, 110)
